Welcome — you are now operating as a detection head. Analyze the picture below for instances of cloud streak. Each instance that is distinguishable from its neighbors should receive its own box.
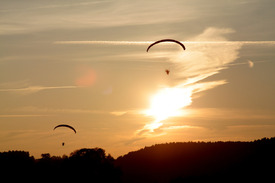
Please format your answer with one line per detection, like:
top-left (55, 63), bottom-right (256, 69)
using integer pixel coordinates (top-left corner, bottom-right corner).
top-left (0, 114), bottom-right (49, 118)
top-left (0, 85), bottom-right (79, 94)
top-left (53, 40), bottom-right (275, 45)
top-left (0, 1), bottom-right (111, 12)
top-left (0, 0), bottom-right (193, 35)
top-left (13, 106), bottom-right (108, 115)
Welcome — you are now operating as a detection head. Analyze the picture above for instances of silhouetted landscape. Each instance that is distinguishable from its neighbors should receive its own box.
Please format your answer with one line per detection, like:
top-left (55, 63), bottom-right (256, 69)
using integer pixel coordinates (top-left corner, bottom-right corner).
top-left (1, 137), bottom-right (274, 182)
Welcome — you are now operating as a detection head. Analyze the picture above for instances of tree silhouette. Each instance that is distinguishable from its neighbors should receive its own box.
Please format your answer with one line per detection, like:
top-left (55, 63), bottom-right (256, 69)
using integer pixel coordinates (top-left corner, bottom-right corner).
top-left (68, 148), bottom-right (120, 181)
top-left (116, 137), bottom-right (275, 183)
top-left (0, 151), bottom-right (35, 181)
top-left (1, 137), bottom-right (274, 182)
top-left (0, 148), bottom-right (121, 182)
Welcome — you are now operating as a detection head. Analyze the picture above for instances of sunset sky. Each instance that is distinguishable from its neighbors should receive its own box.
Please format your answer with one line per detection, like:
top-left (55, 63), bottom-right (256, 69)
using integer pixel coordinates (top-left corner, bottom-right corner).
top-left (1, 0), bottom-right (275, 158)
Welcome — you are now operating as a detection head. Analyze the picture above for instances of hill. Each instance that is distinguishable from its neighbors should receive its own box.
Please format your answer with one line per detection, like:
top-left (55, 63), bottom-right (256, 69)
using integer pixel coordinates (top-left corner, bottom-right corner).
top-left (115, 137), bottom-right (275, 183)
top-left (1, 137), bottom-right (274, 182)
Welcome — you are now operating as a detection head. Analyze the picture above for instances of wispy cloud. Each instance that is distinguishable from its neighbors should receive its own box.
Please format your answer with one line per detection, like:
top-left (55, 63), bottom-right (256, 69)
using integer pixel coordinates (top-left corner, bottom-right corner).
top-left (0, 0), bottom-right (192, 35)
top-left (0, 106), bottom-right (110, 119)
top-left (0, 85), bottom-right (79, 94)
top-left (0, 129), bottom-right (39, 142)
top-left (132, 27), bottom-right (244, 139)
top-left (54, 41), bottom-right (152, 45)
top-left (53, 40), bottom-right (275, 45)
top-left (162, 125), bottom-right (201, 130)
top-left (16, 106), bottom-right (107, 115)
top-left (0, 114), bottom-right (49, 118)
top-left (0, 1), bottom-right (111, 12)
top-left (228, 60), bottom-right (269, 68)
top-left (185, 108), bottom-right (275, 121)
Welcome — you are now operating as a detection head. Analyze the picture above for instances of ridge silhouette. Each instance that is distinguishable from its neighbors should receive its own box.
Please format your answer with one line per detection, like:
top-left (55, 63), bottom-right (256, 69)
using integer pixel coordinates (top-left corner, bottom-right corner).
top-left (116, 137), bottom-right (275, 182)
top-left (1, 137), bottom-right (274, 182)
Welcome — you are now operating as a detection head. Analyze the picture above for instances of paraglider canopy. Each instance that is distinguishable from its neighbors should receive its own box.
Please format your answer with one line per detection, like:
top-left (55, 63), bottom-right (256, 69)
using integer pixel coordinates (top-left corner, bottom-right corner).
top-left (53, 124), bottom-right (76, 133)
top-left (146, 39), bottom-right (186, 52)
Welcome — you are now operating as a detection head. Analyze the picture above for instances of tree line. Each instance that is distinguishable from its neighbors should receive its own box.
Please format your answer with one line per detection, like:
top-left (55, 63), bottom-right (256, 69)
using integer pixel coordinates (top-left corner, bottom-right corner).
top-left (0, 148), bottom-right (121, 182)
top-left (1, 137), bottom-right (274, 182)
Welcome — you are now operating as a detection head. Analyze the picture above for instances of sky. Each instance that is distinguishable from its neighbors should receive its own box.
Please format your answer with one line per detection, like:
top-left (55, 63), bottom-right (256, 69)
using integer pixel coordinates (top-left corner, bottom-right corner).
top-left (0, 0), bottom-right (275, 158)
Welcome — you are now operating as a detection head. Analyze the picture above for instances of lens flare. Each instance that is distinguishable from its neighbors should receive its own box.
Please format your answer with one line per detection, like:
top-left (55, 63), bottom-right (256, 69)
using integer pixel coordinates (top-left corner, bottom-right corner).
top-left (75, 68), bottom-right (96, 87)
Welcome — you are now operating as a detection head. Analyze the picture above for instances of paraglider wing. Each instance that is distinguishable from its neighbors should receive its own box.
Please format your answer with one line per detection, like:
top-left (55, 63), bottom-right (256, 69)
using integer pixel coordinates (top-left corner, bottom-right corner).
top-left (53, 124), bottom-right (76, 133)
top-left (146, 39), bottom-right (186, 52)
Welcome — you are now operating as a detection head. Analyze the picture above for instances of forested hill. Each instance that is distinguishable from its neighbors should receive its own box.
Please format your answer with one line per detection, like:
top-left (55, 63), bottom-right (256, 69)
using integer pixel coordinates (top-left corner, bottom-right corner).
top-left (115, 137), bottom-right (275, 183)
top-left (1, 137), bottom-right (274, 182)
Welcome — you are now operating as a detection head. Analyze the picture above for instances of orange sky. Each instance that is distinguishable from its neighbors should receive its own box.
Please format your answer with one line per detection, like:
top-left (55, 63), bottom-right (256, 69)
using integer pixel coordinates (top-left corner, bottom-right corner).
top-left (0, 0), bottom-right (275, 158)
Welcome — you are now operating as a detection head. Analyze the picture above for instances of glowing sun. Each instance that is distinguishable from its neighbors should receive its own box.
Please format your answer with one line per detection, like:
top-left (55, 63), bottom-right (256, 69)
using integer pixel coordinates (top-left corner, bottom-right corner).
top-left (145, 87), bottom-right (192, 125)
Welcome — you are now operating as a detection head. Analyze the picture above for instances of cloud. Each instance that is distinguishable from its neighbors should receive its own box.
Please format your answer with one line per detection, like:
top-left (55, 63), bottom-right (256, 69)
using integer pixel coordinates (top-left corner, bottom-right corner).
top-left (0, 81), bottom-right (80, 95)
top-left (14, 106), bottom-right (107, 115)
top-left (0, 114), bottom-right (49, 118)
top-left (0, 130), bottom-right (37, 142)
top-left (133, 27), bottom-right (244, 139)
top-left (248, 60), bottom-right (254, 68)
top-left (185, 108), bottom-right (275, 121)
top-left (110, 109), bottom-right (141, 116)
top-left (0, 1), bottom-right (111, 12)
top-left (54, 41), bottom-right (152, 45)
top-left (162, 125), bottom-right (200, 130)
top-left (110, 111), bottom-right (128, 116)
top-left (0, 85), bottom-right (79, 94)
top-left (53, 40), bottom-right (275, 45)
top-left (168, 28), bottom-right (242, 82)
top-left (228, 60), bottom-right (268, 68)
top-left (0, 0), bottom-right (192, 35)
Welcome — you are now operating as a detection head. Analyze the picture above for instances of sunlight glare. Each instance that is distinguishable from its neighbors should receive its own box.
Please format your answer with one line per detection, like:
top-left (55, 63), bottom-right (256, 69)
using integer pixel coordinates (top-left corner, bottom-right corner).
top-left (145, 87), bottom-right (192, 125)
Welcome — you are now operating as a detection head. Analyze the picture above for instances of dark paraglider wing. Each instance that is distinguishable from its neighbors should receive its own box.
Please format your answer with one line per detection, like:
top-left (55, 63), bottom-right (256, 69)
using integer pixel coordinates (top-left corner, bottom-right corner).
top-left (146, 39), bottom-right (186, 52)
top-left (53, 124), bottom-right (76, 133)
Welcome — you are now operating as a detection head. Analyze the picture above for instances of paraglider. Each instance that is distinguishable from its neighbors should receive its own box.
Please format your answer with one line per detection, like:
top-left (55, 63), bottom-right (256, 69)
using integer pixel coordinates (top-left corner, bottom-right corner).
top-left (53, 124), bottom-right (77, 133)
top-left (146, 39), bottom-right (186, 52)
top-left (53, 124), bottom-right (76, 146)
top-left (147, 39), bottom-right (186, 76)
